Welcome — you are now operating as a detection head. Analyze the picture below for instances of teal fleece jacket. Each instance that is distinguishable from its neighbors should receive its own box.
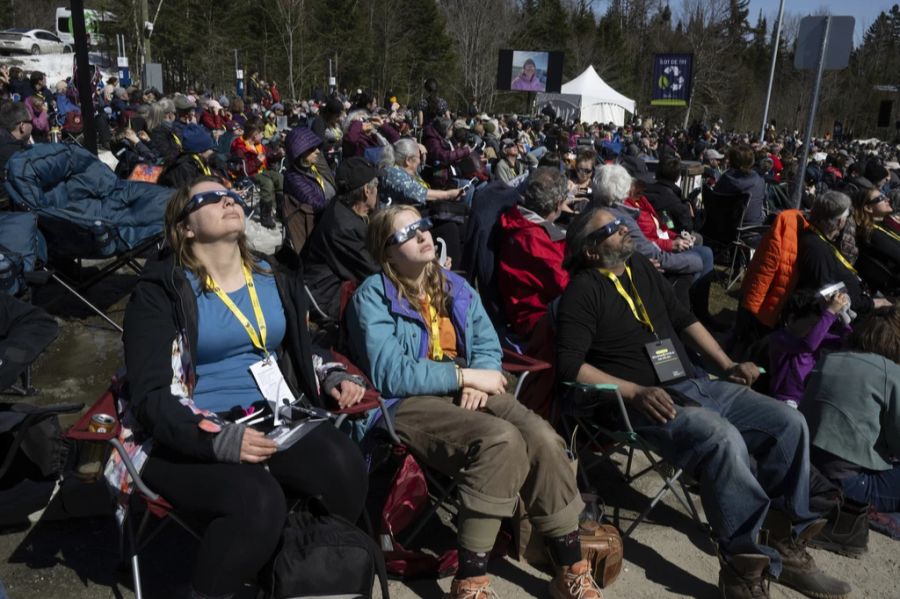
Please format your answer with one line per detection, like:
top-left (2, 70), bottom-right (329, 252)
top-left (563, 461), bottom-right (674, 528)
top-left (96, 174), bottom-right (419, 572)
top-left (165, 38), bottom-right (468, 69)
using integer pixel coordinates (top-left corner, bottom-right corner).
top-left (346, 270), bottom-right (502, 399)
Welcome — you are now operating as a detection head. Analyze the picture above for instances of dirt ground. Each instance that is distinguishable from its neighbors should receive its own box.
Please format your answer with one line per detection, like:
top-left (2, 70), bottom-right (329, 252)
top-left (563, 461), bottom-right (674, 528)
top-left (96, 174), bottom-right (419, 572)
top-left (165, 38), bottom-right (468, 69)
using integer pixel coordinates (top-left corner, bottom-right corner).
top-left (1, 221), bottom-right (898, 598)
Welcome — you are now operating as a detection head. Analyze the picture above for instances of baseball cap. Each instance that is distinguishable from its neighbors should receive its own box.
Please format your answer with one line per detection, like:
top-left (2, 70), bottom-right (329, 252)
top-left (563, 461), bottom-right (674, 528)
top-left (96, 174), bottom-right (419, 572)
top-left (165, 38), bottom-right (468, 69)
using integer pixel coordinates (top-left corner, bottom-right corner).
top-left (334, 157), bottom-right (380, 194)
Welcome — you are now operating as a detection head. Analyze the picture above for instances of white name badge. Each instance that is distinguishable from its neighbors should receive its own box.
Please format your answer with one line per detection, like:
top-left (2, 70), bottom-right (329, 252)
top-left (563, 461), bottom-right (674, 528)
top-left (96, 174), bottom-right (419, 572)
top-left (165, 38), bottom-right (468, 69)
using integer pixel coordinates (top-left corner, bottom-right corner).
top-left (249, 356), bottom-right (295, 425)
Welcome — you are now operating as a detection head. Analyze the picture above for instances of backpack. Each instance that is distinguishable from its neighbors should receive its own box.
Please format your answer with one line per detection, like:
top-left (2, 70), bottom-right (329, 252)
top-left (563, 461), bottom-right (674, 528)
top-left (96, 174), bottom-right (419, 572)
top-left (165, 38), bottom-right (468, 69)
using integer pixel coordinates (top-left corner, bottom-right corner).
top-left (263, 501), bottom-right (390, 599)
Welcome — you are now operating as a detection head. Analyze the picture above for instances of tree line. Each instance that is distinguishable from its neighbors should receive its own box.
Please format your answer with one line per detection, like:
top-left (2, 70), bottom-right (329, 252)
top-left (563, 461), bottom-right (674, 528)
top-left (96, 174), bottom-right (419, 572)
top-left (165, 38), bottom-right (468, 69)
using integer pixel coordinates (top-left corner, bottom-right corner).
top-left (5, 0), bottom-right (900, 138)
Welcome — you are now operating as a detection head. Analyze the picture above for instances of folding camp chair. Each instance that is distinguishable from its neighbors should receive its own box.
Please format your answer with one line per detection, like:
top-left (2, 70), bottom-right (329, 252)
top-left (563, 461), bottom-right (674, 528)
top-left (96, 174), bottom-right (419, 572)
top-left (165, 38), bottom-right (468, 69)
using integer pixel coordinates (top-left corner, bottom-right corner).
top-left (66, 374), bottom-right (397, 599)
top-left (4, 144), bottom-right (171, 332)
top-left (700, 185), bottom-right (770, 291)
top-left (559, 382), bottom-right (703, 538)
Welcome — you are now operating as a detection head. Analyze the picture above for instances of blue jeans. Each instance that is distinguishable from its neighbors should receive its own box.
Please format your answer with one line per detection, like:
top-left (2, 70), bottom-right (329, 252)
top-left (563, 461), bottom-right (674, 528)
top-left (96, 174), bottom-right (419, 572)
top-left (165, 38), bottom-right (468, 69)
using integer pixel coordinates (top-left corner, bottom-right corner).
top-left (686, 244), bottom-right (714, 283)
top-left (840, 464), bottom-right (900, 513)
top-left (628, 377), bottom-right (818, 576)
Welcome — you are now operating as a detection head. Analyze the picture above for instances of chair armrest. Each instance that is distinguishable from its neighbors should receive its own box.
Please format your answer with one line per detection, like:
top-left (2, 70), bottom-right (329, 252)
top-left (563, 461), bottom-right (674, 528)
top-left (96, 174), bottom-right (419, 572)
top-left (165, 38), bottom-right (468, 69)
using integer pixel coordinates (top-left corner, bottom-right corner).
top-left (501, 348), bottom-right (552, 374)
top-left (65, 391), bottom-right (120, 442)
top-left (562, 381), bottom-right (636, 434)
top-left (331, 390), bottom-right (381, 416)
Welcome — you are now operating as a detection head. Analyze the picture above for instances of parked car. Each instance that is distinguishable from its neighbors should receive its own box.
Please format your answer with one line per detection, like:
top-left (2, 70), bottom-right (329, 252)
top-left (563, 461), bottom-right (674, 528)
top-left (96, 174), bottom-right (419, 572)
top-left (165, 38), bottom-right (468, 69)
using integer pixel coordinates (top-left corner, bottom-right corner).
top-left (0, 29), bottom-right (71, 55)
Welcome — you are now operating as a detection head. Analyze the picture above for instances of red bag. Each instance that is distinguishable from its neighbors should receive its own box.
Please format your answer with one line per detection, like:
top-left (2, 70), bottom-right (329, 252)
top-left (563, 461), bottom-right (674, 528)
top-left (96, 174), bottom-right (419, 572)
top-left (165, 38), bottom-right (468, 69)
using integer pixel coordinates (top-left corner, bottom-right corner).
top-left (378, 452), bottom-right (458, 578)
top-left (62, 111), bottom-right (84, 133)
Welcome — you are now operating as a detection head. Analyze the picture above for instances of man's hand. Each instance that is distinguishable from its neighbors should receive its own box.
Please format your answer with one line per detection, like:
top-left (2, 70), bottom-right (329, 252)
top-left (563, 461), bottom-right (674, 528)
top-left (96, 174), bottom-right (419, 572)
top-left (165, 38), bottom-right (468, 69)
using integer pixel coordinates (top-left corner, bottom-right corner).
top-left (459, 387), bottom-right (489, 411)
top-left (631, 386), bottom-right (677, 424)
top-left (672, 237), bottom-right (692, 252)
top-left (240, 428), bottom-right (278, 463)
top-left (329, 380), bottom-right (366, 409)
top-left (649, 258), bottom-right (664, 272)
top-left (725, 362), bottom-right (760, 386)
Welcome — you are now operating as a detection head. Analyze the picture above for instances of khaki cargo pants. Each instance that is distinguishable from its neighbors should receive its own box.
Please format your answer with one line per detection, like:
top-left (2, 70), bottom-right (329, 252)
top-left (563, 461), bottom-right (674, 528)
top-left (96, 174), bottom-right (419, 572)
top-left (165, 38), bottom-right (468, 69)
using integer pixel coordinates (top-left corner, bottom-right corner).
top-left (393, 392), bottom-right (584, 552)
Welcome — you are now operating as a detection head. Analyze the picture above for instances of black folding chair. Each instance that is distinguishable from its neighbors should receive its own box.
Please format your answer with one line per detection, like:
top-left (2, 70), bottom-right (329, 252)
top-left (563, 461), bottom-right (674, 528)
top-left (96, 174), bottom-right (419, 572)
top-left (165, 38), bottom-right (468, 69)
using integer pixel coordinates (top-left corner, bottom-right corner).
top-left (559, 382), bottom-right (704, 538)
top-left (700, 185), bottom-right (769, 291)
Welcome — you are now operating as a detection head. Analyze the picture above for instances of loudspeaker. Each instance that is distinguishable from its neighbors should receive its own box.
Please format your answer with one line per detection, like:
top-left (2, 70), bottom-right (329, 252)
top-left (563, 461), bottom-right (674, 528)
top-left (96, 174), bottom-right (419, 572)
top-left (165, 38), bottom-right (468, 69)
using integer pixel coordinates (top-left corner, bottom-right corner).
top-left (877, 100), bottom-right (892, 128)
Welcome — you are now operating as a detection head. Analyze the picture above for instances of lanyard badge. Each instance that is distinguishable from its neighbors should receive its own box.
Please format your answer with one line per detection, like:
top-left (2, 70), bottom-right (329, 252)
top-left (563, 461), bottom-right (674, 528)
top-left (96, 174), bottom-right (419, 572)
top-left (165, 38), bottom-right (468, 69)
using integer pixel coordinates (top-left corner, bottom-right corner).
top-left (599, 265), bottom-right (687, 384)
top-left (206, 264), bottom-right (268, 354)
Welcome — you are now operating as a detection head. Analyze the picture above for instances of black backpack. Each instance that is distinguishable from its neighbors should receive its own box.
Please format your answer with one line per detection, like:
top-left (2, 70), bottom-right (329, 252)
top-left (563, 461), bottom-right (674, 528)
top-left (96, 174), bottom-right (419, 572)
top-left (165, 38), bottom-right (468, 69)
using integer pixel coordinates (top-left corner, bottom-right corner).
top-left (263, 502), bottom-right (390, 599)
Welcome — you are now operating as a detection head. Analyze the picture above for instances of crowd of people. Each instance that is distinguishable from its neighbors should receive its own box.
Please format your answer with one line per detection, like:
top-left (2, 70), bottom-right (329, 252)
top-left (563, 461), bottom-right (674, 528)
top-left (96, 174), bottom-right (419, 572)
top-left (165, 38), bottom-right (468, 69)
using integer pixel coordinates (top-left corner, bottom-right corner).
top-left (1, 67), bottom-right (899, 599)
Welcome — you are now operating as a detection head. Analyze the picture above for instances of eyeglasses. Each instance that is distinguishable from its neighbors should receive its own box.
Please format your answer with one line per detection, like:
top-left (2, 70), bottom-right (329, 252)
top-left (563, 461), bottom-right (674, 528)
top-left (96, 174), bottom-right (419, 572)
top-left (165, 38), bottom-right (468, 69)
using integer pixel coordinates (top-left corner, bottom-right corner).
top-left (585, 218), bottom-right (624, 245)
top-left (866, 194), bottom-right (888, 205)
top-left (576, 167), bottom-right (594, 175)
top-left (387, 217), bottom-right (432, 247)
top-left (179, 189), bottom-right (248, 221)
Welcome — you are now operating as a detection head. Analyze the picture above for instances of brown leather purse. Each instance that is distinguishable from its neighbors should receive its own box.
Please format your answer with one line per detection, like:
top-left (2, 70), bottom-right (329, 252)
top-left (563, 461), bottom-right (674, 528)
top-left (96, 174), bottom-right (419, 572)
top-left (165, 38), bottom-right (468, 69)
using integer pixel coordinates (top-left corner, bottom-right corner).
top-left (578, 519), bottom-right (624, 588)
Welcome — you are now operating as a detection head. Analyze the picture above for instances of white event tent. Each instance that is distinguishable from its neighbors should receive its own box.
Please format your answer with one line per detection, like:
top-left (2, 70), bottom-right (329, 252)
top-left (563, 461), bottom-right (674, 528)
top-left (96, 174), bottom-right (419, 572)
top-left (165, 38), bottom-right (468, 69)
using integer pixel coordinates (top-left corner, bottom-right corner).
top-left (536, 65), bottom-right (635, 126)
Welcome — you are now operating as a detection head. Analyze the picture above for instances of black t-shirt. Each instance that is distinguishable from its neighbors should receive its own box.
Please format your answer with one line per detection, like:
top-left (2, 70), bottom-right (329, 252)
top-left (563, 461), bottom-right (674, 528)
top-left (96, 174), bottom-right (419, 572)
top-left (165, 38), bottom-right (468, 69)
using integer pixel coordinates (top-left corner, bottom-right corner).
top-left (556, 252), bottom-right (698, 387)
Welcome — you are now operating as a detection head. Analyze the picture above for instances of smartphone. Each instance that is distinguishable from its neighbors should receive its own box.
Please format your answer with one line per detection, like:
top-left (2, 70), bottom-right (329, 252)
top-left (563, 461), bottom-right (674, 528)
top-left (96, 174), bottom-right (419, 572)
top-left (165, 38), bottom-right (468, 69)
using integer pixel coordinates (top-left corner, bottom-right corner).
top-left (462, 177), bottom-right (478, 190)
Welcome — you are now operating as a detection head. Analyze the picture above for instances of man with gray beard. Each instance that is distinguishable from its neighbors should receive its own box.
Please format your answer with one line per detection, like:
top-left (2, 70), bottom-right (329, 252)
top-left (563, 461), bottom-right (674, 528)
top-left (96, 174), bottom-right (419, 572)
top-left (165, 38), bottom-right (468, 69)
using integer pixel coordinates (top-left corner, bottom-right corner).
top-left (555, 207), bottom-right (852, 599)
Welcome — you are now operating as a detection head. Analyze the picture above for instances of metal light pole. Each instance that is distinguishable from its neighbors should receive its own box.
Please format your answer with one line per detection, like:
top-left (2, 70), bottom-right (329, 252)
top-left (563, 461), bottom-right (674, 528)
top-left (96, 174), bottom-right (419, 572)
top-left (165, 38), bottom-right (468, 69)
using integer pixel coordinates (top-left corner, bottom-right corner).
top-left (793, 16), bottom-right (832, 208)
top-left (760, 0), bottom-right (786, 141)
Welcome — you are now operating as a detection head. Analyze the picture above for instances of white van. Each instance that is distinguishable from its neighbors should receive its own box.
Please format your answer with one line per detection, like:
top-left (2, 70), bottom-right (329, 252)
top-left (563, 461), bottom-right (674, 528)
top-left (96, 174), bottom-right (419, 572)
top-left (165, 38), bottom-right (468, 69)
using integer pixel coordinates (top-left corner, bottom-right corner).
top-left (55, 7), bottom-right (116, 47)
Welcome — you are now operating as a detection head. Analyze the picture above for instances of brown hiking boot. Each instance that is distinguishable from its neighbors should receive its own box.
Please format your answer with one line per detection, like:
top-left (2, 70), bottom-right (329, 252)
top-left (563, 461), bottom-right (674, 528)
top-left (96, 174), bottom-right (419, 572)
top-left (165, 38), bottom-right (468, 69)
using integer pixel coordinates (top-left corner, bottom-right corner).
top-left (549, 559), bottom-right (604, 599)
top-left (443, 575), bottom-right (499, 599)
top-left (718, 553), bottom-right (771, 599)
top-left (764, 513), bottom-right (852, 599)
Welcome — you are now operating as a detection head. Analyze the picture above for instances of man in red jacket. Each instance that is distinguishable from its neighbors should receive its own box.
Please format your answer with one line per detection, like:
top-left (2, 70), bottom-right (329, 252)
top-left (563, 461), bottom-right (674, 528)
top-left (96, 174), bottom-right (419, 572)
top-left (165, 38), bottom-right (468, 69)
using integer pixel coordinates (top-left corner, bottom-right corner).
top-left (497, 167), bottom-right (571, 337)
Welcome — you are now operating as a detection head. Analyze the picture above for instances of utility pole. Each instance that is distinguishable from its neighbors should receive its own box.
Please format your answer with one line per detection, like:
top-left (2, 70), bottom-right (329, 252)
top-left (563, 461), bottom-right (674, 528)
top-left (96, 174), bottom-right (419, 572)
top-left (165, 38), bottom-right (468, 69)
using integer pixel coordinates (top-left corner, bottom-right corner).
top-left (141, 0), bottom-right (152, 64)
top-left (793, 16), bottom-right (831, 208)
top-left (760, 0), bottom-right (786, 141)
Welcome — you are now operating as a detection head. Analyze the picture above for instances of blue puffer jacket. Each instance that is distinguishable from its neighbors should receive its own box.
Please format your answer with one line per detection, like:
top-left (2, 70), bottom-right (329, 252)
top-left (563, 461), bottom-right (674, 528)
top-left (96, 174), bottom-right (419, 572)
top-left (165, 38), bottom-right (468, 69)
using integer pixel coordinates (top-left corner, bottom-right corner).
top-left (347, 269), bottom-right (502, 399)
top-left (4, 143), bottom-right (170, 256)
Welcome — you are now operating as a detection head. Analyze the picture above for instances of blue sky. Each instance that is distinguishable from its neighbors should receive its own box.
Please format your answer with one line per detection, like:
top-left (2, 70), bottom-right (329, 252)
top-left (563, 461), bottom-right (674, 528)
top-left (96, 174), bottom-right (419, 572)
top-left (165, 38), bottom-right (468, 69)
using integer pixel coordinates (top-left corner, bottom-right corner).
top-left (749, 1), bottom-right (894, 42)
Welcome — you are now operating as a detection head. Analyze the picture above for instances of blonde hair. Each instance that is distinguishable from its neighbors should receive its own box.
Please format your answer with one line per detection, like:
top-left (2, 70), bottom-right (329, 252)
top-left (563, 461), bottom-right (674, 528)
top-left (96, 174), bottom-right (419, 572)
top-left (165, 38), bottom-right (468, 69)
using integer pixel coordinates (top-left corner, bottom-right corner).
top-left (164, 175), bottom-right (266, 291)
top-left (367, 205), bottom-right (449, 315)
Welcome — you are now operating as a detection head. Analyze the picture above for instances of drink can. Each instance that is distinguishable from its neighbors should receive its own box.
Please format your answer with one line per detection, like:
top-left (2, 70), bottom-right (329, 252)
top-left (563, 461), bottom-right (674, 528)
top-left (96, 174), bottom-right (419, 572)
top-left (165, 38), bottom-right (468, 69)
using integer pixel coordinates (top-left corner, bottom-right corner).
top-left (77, 414), bottom-right (115, 481)
top-left (89, 413), bottom-right (115, 434)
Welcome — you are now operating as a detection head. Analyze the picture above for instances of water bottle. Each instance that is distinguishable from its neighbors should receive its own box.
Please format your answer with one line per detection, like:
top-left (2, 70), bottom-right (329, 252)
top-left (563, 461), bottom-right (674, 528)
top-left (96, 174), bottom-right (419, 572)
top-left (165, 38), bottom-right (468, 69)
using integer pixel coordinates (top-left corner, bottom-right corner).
top-left (50, 126), bottom-right (61, 144)
top-left (91, 220), bottom-right (116, 256)
top-left (0, 253), bottom-right (19, 296)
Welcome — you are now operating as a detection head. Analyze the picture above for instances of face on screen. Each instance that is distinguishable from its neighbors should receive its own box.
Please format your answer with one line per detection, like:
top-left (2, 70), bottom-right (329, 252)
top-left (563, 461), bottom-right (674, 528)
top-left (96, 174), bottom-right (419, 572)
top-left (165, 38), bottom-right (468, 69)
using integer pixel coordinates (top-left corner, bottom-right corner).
top-left (510, 51), bottom-right (548, 92)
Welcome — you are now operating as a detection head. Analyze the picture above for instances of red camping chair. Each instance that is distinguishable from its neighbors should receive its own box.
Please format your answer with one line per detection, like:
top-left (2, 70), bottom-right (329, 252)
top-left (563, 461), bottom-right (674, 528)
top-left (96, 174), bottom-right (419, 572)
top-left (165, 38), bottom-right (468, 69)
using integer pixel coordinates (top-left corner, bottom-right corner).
top-left (66, 371), bottom-right (396, 599)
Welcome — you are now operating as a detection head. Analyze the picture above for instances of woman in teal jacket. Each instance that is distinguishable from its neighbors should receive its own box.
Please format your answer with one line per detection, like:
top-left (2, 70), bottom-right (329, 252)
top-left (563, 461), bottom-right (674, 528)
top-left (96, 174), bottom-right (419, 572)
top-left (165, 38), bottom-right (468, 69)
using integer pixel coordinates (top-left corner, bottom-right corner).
top-left (347, 205), bottom-right (601, 599)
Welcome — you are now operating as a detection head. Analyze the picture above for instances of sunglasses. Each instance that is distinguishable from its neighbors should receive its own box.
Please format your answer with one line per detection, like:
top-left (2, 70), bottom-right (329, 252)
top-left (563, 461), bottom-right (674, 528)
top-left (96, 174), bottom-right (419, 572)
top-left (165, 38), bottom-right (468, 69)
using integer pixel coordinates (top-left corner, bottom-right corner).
top-left (866, 194), bottom-right (888, 205)
top-left (576, 167), bottom-right (594, 175)
top-left (180, 189), bottom-right (248, 221)
top-left (586, 218), bottom-right (624, 245)
top-left (387, 217), bottom-right (432, 247)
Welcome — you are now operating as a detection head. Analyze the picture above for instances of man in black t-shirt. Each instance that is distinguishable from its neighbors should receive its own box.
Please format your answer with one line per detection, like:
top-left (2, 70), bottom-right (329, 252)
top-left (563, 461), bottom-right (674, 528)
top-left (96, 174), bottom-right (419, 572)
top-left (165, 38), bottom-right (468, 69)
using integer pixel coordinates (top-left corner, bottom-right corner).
top-left (556, 207), bottom-right (852, 599)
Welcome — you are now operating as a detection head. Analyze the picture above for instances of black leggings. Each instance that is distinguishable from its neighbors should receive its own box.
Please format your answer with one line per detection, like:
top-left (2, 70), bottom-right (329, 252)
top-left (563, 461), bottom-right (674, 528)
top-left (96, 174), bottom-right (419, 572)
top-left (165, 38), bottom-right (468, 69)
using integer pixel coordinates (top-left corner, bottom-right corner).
top-left (142, 423), bottom-right (368, 597)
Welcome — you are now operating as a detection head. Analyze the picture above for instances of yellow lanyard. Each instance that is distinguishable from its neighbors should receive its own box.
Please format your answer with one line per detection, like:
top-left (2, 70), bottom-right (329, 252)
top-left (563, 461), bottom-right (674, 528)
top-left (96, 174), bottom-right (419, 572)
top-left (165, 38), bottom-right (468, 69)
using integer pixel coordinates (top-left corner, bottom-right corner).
top-left (810, 225), bottom-right (857, 275)
top-left (414, 173), bottom-right (431, 190)
top-left (191, 154), bottom-right (211, 176)
top-left (310, 164), bottom-right (325, 192)
top-left (172, 132), bottom-right (182, 149)
top-left (598, 265), bottom-right (655, 335)
top-left (206, 264), bottom-right (268, 355)
top-left (422, 298), bottom-right (444, 360)
top-left (875, 223), bottom-right (900, 244)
